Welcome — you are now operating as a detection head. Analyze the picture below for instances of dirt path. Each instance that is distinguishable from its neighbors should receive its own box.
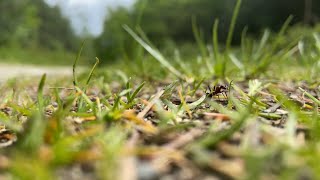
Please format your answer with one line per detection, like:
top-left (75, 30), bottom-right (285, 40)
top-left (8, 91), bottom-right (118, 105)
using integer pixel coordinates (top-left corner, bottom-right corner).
top-left (0, 63), bottom-right (78, 82)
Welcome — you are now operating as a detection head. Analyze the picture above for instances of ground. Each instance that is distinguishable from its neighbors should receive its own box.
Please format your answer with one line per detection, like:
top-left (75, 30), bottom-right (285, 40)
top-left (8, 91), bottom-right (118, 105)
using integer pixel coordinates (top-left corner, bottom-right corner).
top-left (0, 26), bottom-right (320, 179)
top-left (0, 63), bottom-right (76, 82)
top-left (0, 65), bottom-right (319, 179)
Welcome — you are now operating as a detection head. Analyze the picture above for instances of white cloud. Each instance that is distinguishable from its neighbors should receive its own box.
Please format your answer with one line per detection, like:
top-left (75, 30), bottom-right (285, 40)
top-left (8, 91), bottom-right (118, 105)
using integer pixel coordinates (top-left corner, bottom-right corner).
top-left (45, 0), bottom-right (135, 36)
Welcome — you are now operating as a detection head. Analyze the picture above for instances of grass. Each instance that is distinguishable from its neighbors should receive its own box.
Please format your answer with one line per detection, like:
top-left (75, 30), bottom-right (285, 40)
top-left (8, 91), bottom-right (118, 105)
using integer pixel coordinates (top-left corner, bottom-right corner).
top-left (1, 4), bottom-right (320, 179)
top-left (0, 46), bottom-right (89, 66)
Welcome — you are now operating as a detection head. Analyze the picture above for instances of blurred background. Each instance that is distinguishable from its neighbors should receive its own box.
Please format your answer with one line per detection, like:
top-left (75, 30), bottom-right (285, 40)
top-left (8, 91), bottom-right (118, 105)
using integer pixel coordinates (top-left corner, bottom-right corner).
top-left (0, 0), bottom-right (319, 65)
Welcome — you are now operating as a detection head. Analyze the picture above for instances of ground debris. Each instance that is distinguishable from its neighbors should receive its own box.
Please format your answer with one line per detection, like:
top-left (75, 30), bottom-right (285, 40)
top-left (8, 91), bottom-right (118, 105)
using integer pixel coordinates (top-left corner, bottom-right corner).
top-left (0, 79), bottom-right (319, 179)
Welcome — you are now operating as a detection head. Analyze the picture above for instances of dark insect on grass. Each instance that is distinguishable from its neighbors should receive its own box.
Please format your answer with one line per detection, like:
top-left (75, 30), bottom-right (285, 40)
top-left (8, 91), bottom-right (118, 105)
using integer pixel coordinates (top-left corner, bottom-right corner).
top-left (206, 85), bottom-right (229, 99)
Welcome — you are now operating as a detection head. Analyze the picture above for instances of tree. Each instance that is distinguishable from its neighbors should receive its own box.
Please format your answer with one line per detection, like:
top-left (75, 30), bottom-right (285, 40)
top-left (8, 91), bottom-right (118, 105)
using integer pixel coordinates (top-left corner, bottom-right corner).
top-left (0, 0), bottom-right (39, 46)
top-left (34, 0), bottom-right (80, 51)
top-left (0, 0), bottom-right (79, 51)
top-left (95, 0), bottom-right (320, 61)
top-left (94, 7), bottom-right (134, 60)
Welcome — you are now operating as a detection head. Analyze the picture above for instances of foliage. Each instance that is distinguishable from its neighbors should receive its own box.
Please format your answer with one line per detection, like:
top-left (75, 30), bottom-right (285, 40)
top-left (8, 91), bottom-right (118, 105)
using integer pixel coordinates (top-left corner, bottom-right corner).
top-left (0, 0), bottom-right (79, 51)
top-left (95, 0), bottom-right (320, 61)
top-left (1, 24), bottom-right (320, 179)
top-left (0, 0), bottom-right (39, 47)
top-left (94, 7), bottom-right (135, 60)
top-left (2, 1), bottom-right (320, 178)
top-left (34, 0), bottom-right (80, 51)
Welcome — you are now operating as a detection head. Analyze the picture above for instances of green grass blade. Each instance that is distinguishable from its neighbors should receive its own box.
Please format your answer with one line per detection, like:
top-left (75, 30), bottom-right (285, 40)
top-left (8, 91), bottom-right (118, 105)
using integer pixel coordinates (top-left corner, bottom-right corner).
top-left (18, 74), bottom-right (47, 152)
top-left (125, 78), bottom-right (132, 103)
top-left (73, 41), bottom-right (85, 87)
top-left (75, 86), bottom-right (93, 108)
top-left (162, 99), bottom-right (178, 113)
top-left (191, 78), bottom-right (205, 96)
top-left (162, 80), bottom-right (179, 99)
top-left (85, 57), bottom-right (100, 86)
top-left (226, 0), bottom-right (242, 52)
top-left (112, 95), bottom-right (122, 111)
top-left (174, 50), bottom-right (192, 76)
top-left (240, 26), bottom-right (249, 62)
top-left (212, 19), bottom-right (220, 62)
top-left (123, 25), bottom-right (184, 79)
top-left (229, 53), bottom-right (244, 70)
top-left (272, 15), bottom-right (293, 49)
top-left (119, 89), bottom-right (133, 97)
top-left (128, 81), bottom-right (145, 104)
top-left (75, 57), bottom-right (99, 111)
top-left (116, 70), bottom-right (129, 85)
top-left (192, 17), bottom-right (208, 58)
top-left (258, 112), bottom-right (282, 120)
top-left (254, 29), bottom-right (270, 59)
top-left (192, 17), bottom-right (214, 74)
top-left (278, 15), bottom-right (293, 38)
top-left (136, 26), bottom-right (157, 49)
top-left (188, 95), bottom-right (206, 110)
top-left (53, 88), bottom-right (62, 108)
top-left (37, 74), bottom-right (46, 113)
top-left (313, 33), bottom-right (320, 52)
top-left (299, 87), bottom-right (320, 106)
top-left (135, 0), bottom-right (148, 26)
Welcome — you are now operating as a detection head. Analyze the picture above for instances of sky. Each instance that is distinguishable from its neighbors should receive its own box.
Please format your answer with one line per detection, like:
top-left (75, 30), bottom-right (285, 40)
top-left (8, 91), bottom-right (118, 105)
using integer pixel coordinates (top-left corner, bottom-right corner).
top-left (45, 0), bottom-right (135, 36)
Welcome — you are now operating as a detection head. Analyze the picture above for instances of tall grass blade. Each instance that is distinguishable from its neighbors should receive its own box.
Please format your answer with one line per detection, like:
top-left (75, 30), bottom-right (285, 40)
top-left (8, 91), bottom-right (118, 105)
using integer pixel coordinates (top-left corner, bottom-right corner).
top-left (19, 74), bottom-right (47, 152)
top-left (240, 26), bottom-right (249, 62)
top-left (75, 86), bottom-right (93, 108)
top-left (192, 17), bottom-right (213, 74)
top-left (254, 29), bottom-right (270, 59)
top-left (191, 78), bottom-right (205, 96)
top-left (128, 82), bottom-right (145, 104)
top-left (135, 0), bottom-right (148, 26)
top-left (116, 70), bottom-right (129, 84)
top-left (226, 0), bottom-right (242, 51)
top-left (299, 87), bottom-right (320, 106)
top-left (73, 41), bottom-right (85, 87)
top-left (123, 25), bottom-right (185, 79)
top-left (192, 17), bottom-right (208, 58)
top-left (162, 80), bottom-right (179, 99)
top-left (313, 33), bottom-right (320, 52)
top-left (212, 19), bottom-right (220, 62)
top-left (229, 53), bottom-right (244, 70)
top-left (125, 78), bottom-right (132, 103)
top-left (37, 74), bottom-right (46, 113)
top-left (174, 50), bottom-right (192, 76)
top-left (85, 57), bottom-right (100, 86)
top-left (136, 26), bottom-right (156, 49)
top-left (273, 15), bottom-right (293, 49)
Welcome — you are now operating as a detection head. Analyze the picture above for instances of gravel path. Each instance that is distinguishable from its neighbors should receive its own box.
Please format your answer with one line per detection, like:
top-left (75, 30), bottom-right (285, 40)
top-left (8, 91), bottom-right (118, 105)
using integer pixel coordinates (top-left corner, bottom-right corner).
top-left (0, 63), bottom-right (76, 82)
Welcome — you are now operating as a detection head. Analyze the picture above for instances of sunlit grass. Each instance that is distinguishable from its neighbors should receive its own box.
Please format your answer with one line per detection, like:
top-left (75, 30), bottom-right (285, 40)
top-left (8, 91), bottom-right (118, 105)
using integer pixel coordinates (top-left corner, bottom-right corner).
top-left (1, 4), bottom-right (320, 179)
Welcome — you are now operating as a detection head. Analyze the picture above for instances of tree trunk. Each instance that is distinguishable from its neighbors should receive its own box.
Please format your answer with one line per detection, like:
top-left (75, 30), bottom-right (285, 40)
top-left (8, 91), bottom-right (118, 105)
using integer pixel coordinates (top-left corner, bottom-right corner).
top-left (304, 0), bottom-right (312, 24)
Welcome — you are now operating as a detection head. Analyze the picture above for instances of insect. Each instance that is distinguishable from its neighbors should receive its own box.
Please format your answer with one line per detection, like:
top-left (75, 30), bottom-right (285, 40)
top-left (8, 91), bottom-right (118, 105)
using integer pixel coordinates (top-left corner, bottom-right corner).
top-left (206, 84), bottom-right (229, 99)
